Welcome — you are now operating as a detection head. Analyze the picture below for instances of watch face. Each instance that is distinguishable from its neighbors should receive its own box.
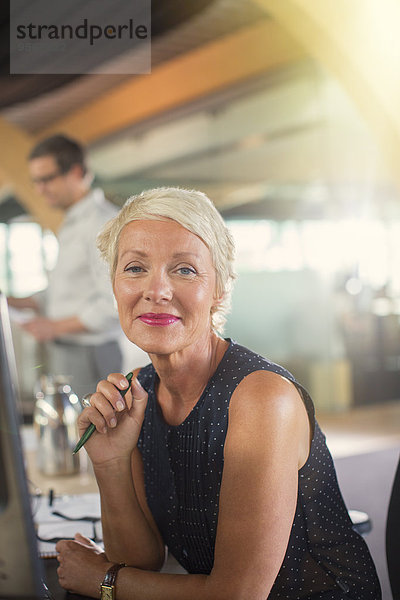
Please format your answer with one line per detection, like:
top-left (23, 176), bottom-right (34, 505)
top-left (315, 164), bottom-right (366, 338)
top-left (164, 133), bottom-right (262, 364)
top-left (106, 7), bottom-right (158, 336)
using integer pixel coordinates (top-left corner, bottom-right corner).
top-left (101, 584), bottom-right (115, 600)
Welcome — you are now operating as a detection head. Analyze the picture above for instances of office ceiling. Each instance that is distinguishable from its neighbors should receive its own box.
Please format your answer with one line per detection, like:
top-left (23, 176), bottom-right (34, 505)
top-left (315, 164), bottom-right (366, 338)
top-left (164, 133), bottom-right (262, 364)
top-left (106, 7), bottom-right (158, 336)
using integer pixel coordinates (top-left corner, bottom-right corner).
top-left (1, 0), bottom-right (399, 223)
top-left (2, 0), bottom-right (265, 133)
top-left (0, 0), bottom-right (218, 110)
top-left (88, 59), bottom-right (397, 219)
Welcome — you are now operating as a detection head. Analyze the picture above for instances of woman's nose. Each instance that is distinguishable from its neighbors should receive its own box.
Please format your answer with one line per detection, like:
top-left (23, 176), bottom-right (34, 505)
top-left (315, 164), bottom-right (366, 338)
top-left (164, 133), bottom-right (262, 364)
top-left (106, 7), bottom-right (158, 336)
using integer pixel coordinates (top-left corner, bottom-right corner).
top-left (143, 271), bottom-right (173, 303)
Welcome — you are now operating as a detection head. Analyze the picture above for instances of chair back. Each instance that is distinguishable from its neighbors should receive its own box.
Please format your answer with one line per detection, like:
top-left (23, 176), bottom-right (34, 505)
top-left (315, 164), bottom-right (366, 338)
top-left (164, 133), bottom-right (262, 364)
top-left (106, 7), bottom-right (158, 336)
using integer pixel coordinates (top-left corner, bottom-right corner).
top-left (386, 453), bottom-right (400, 600)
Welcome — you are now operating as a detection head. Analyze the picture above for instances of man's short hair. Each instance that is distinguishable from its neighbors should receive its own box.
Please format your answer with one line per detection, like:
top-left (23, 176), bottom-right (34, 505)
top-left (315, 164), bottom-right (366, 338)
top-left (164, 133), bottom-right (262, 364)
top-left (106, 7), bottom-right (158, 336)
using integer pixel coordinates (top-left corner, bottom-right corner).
top-left (28, 134), bottom-right (87, 175)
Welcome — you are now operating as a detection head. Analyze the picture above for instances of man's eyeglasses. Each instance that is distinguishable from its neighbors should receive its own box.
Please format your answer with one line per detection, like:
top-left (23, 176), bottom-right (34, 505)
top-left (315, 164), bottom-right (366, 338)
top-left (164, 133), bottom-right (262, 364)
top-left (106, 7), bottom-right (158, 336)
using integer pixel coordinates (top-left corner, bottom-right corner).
top-left (32, 170), bottom-right (66, 185)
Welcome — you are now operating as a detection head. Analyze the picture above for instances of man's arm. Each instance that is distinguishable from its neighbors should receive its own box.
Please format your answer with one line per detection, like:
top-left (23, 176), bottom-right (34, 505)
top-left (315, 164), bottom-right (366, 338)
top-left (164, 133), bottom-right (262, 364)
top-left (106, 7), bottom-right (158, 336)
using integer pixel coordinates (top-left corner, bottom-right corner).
top-left (7, 295), bottom-right (40, 311)
top-left (21, 315), bottom-right (88, 342)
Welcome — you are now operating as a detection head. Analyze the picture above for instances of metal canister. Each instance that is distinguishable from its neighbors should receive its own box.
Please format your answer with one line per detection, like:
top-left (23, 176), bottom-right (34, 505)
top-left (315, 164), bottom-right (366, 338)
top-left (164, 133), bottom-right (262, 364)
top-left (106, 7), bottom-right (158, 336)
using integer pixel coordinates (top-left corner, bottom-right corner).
top-left (33, 375), bottom-right (81, 475)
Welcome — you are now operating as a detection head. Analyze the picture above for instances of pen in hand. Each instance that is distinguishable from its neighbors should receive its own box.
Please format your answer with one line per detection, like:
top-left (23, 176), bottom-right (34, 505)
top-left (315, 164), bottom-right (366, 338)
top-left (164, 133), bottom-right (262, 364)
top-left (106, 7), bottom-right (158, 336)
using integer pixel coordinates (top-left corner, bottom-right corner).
top-left (72, 371), bottom-right (134, 454)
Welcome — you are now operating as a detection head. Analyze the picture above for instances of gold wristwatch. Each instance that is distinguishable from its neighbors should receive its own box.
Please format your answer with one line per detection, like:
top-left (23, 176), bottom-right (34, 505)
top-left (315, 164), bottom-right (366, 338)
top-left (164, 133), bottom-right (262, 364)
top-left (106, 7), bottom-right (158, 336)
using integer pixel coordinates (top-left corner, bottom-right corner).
top-left (100, 562), bottom-right (127, 600)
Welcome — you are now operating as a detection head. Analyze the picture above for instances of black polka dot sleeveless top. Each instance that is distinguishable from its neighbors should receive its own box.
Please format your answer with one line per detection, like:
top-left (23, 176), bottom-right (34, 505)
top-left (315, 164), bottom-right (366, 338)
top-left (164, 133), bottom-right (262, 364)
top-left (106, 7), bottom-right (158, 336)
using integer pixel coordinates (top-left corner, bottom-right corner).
top-left (137, 340), bottom-right (381, 599)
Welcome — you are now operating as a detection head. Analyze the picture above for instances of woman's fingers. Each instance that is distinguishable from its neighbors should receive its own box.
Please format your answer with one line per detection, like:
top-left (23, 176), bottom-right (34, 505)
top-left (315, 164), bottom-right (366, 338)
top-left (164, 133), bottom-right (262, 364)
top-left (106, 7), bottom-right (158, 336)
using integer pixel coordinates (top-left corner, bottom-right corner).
top-left (76, 372), bottom-right (148, 437)
top-left (77, 375), bottom-right (129, 433)
top-left (90, 391), bottom-right (119, 429)
top-left (77, 405), bottom-right (107, 434)
top-left (74, 533), bottom-right (105, 553)
top-left (56, 535), bottom-right (104, 560)
top-left (129, 376), bottom-right (148, 416)
top-left (97, 375), bottom-right (130, 412)
top-left (94, 374), bottom-right (148, 415)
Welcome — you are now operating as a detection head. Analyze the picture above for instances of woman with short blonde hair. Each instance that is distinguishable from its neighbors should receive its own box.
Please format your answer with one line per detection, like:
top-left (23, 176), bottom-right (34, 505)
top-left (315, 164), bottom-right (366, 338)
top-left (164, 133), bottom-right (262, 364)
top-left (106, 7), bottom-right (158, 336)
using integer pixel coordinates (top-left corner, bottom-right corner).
top-left (97, 187), bottom-right (236, 333)
top-left (56, 187), bottom-right (380, 600)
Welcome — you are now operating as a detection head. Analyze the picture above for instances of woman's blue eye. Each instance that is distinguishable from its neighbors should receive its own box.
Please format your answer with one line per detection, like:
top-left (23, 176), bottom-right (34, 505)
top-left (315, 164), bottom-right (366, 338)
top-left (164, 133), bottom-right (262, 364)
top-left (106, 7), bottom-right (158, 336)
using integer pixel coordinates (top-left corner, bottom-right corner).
top-left (178, 267), bottom-right (196, 275)
top-left (126, 265), bottom-right (143, 273)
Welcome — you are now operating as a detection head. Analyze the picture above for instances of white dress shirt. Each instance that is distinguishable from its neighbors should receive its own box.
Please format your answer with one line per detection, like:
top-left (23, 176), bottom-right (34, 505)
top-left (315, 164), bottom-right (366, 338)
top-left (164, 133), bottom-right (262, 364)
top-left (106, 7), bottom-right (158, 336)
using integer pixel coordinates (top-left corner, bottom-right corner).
top-left (43, 188), bottom-right (121, 345)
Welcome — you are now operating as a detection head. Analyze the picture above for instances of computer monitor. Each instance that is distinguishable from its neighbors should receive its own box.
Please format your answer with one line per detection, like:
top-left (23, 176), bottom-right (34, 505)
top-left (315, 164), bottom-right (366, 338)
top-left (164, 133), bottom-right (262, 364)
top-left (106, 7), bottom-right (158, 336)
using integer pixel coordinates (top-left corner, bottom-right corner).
top-left (0, 292), bottom-right (47, 599)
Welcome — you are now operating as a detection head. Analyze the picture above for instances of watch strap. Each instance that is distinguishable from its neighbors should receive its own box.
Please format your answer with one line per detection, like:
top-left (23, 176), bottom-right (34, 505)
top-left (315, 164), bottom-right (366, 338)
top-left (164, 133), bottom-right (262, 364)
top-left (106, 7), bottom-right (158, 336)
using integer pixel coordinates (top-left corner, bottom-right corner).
top-left (100, 562), bottom-right (126, 599)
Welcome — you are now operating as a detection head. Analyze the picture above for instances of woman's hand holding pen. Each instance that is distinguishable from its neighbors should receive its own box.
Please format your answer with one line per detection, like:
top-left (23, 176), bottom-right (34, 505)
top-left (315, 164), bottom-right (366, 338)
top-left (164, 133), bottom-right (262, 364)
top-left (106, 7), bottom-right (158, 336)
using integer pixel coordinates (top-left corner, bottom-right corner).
top-left (78, 372), bottom-right (148, 464)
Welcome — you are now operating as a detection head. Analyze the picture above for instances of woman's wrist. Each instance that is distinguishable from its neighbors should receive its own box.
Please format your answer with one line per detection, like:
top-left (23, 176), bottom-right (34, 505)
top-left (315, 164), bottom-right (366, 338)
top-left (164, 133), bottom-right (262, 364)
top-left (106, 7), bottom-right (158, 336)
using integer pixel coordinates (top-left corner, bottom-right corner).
top-left (100, 562), bottom-right (128, 600)
top-left (92, 455), bottom-right (133, 475)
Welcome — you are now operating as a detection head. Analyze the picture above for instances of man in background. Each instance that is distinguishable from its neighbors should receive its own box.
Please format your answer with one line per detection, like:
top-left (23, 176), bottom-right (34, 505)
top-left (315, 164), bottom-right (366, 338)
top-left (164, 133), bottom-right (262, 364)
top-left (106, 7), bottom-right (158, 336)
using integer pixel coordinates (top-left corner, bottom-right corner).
top-left (8, 134), bottom-right (123, 399)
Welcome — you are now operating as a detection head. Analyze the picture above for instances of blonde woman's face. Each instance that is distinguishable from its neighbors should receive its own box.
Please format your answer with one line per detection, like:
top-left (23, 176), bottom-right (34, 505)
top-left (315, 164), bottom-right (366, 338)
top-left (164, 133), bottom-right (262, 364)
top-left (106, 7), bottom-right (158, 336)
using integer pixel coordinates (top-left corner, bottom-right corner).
top-left (113, 219), bottom-right (220, 355)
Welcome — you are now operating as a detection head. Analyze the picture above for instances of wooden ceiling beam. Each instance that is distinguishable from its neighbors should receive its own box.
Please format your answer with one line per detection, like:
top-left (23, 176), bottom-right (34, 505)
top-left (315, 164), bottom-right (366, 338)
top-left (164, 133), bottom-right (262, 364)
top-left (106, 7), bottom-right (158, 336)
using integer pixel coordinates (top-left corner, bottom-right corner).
top-left (253, 0), bottom-right (400, 192)
top-left (40, 19), bottom-right (306, 144)
top-left (0, 118), bottom-right (63, 231)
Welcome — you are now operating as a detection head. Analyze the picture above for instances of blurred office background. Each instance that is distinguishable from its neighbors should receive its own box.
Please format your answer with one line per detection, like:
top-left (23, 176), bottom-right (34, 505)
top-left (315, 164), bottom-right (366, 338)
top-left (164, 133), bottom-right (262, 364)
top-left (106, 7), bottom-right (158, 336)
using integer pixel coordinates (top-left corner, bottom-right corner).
top-left (1, 1), bottom-right (399, 597)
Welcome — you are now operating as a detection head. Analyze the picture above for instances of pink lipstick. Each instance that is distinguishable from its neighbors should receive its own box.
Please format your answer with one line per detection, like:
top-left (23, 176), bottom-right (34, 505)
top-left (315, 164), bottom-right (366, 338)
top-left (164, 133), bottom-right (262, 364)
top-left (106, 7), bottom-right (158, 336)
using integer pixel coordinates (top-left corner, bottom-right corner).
top-left (139, 313), bottom-right (180, 326)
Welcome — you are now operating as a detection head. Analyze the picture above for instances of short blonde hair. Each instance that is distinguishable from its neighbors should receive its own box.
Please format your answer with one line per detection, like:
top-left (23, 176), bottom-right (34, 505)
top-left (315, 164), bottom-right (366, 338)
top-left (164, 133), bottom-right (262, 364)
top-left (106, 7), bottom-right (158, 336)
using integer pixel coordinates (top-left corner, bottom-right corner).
top-left (97, 187), bottom-right (236, 333)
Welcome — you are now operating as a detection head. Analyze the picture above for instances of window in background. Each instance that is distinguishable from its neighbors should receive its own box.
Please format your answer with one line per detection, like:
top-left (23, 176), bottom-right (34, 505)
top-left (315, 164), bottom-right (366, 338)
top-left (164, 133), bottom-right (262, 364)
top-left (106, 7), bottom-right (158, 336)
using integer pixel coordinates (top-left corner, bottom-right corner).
top-left (227, 218), bottom-right (393, 293)
top-left (228, 220), bottom-right (304, 272)
top-left (0, 225), bottom-right (8, 293)
top-left (226, 218), bottom-right (400, 408)
top-left (0, 221), bottom-right (58, 296)
top-left (387, 222), bottom-right (400, 296)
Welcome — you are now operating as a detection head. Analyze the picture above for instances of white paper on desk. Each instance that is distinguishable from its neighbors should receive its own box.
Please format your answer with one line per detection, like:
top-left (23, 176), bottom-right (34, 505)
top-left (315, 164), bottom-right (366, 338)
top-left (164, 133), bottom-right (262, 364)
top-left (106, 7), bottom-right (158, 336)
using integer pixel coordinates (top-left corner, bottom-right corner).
top-left (38, 520), bottom-right (96, 549)
top-left (38, 540), bottom-right (58, 558)
top-left (39, 520), bottom-right (97, 539)
top-left (35, 493), bottom-right (101, 524)
top-left (35, 493), bottom-right (103, 557)
top-left (37, 521), bottom-right (103, 557)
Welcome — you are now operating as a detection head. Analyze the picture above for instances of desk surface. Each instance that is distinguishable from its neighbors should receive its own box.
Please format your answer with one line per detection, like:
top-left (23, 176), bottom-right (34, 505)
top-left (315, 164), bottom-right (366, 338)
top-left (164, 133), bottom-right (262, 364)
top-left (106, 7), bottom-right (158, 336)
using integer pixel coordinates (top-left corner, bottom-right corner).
top-left (22, 426), bottom-right (186, 597)
top-left (21, 427), bottom-right (98, 598)
top-left (22, 426), bottom-right (98, 496)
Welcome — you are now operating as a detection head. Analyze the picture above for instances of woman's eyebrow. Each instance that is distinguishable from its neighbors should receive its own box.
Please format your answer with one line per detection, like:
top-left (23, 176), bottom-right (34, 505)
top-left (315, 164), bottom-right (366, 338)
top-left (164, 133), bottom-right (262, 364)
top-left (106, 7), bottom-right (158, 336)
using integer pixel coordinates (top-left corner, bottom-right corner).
top-left (119, 250), bottom-right (200, 261)
top-left (172, 252), bottom-right (199, 260)
top-left (118, 249), bottom-right (147, 260)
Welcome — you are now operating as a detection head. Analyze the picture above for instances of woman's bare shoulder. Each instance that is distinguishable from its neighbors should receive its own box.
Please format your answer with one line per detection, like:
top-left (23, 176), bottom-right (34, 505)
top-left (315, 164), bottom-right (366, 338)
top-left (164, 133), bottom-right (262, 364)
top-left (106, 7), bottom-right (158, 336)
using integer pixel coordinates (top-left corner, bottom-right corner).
top-left (232, 368), bottom-right (304, 413)
top-left (228, 369), bottom-right (310, 466)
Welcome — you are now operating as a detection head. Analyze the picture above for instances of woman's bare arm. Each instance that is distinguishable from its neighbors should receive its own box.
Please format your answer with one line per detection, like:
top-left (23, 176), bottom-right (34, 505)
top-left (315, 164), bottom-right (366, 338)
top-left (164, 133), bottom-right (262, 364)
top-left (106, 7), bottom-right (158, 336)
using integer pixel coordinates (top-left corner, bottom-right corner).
top-left (206, 369), bottom-right (311, 599)
top-left (57, 370), bottom-right (311, 600)
top-left (76, 369), bottom-right (165, 570)
top-left (97, 447), bottom-right (165, 569)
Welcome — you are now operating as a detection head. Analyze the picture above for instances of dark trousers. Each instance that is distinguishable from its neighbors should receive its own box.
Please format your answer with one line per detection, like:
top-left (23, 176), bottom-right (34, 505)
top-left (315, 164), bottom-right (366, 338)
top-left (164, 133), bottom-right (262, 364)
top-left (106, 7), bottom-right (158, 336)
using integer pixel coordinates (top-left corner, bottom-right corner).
top-left (46, 339), bottom-right (122, 399)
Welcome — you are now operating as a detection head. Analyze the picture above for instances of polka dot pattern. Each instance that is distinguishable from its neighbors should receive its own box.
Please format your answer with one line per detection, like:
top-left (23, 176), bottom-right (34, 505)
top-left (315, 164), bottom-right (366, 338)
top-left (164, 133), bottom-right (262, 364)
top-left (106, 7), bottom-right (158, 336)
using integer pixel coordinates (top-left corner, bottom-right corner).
top-left (137, 340), bottom-right (381, 599)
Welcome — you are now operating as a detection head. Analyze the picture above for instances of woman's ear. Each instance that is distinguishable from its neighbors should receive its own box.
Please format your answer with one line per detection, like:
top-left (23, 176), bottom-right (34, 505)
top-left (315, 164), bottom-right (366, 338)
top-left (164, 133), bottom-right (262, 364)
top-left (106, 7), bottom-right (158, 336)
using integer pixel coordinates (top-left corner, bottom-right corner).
top-left (212, 291), bottom-right (225, 309)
